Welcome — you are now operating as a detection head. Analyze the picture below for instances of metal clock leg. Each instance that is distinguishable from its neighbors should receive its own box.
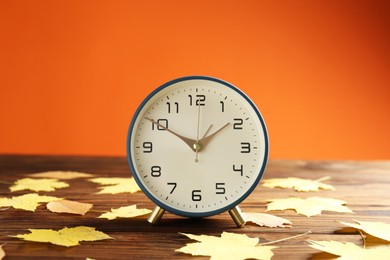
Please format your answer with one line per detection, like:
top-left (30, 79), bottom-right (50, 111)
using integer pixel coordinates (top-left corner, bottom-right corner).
top-left (147, 206), bottom-right (166, 224)
top-left (228, 206), bottom-right (246, 227)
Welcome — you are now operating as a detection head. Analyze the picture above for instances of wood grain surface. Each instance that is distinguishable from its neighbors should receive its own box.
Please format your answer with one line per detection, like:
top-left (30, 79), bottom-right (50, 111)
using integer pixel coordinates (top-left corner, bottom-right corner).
top-left (0, 155), bottom-right (390, 259)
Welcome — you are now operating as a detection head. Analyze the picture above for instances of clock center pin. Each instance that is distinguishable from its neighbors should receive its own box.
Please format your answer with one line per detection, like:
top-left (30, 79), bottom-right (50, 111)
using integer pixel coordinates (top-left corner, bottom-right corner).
top-left (193, 142), bottom-right (202, 152)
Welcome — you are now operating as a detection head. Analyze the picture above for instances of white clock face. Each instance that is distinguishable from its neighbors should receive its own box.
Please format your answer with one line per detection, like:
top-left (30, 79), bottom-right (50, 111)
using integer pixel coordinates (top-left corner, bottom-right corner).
top-left (128, 76), bottom-right (268, 217)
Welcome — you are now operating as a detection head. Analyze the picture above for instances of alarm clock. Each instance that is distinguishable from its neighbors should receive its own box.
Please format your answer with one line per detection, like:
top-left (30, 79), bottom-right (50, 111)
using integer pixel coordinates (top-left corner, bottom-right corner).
top-left (126, 76), bottom-right (268, 227)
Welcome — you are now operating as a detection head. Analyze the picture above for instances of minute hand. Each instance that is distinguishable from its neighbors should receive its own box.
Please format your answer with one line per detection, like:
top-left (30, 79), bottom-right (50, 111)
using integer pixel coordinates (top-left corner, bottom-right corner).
top-left (145, 117), bottom-right (197, 151)
top-left (199, 123), bottom-right (230, 148)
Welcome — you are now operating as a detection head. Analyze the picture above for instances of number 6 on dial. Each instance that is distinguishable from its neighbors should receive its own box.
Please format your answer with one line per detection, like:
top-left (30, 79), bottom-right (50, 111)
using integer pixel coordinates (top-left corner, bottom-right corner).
top-left (127, 76), bottom-right (269, 227)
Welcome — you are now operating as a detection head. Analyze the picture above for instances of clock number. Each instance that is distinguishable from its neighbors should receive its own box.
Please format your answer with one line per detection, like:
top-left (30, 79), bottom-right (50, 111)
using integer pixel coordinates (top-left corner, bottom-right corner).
top-left (220, 101), bottom-right (225, 112)
top-left (188, 94), bottom-right (206, 106)
top-left (142, 142), bottom-right (153, 153)
top-left (196, 95), bottom-right (206, 106)
top-left (151, 119), bottom-right (168, 131)
top-left (151, 166), bottom-right (161, 177)
top-left (167, 182), bottom-right (177, 194)
top-left (192, 190), bottom-right (202, 201)
top-left (233, 118), bottom-right (243, 130)
top-left (166, 102), bottom-right (179, 113)
top-left (240, 142), bottom-right (251, 153)
top-left (233, 164), bottom-right (243, 176)
top-left (215, 183), bottom-right (226, 194)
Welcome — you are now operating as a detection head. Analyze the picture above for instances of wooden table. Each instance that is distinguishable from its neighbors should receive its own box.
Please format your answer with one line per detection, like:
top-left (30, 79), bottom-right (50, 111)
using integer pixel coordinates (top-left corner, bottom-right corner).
top-left (0, 155), bottom-right (389, 259)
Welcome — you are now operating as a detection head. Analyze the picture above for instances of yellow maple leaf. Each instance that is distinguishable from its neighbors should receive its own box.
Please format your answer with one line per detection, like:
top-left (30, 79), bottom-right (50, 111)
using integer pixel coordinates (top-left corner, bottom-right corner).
top-left (88, 177), bottom-right (140, 194)
top-left (308, 240), bottom-right (390, 260)
top-left (266, 197), bottom-right (353, 217)
top-left (10, 178), bottom-right (69, 192)
top-left (0, 193), bottom-right (60, 211)
top-left (176, 232), bottom-right (277, 260)
top-left (242, 212), bottom-right (292, 228)
top-left (27, 171), bottom-right (94, 179)
top-left (0, 244), bottom-right (5, 260)
top-left (98, 205), bottom-right (151, 220)
top-left (340, 220), bottom-right (390, 242)
top-left (262, 176), bottom-right (335, 192)
top-left (14, 226), bottom-right (113, 247)
top-left (47, 199), bottom-right (93, 215)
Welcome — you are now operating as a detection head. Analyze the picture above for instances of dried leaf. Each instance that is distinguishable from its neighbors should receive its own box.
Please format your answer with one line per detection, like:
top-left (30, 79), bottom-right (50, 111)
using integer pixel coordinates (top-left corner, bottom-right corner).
top-left (14, 226), bottom-right (113, 247)
top-left (0, 245), bottom-right (5, 260)
top-left (0, 193), bottom-right (60, 211)
top-left (243, 212), bottom-right (292, 228)
top-left (176, 232), bottom-right (277, 260)
top-left (308, 240), bottom-right (390, 260)
top-left (89, 177), bottom-right (140, 194)
top-left (341, 220), bottom-right (390, 242)
top-left (27, 171), bottom-right (93, 179)
top-left (10, 178), bottom-right (69, 192)
top-left (47, 200), bottom-right (93, 215)
top-left (266, 197), bottom-right (353, 217)
top-left (262, 177), bottom-right (335, 192)
top-left (98, 205), bottom-right (151, 220)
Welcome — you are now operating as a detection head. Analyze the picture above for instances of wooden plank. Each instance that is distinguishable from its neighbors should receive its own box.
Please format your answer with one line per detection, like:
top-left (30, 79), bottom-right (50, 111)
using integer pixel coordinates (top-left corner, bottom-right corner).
top-left (0, 155), bottom-right (389, 259)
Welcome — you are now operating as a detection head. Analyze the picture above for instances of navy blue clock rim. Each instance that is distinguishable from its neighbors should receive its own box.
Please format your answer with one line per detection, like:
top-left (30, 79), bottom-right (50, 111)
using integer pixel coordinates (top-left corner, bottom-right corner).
top-left (126, 75), bottom-right (269, 218)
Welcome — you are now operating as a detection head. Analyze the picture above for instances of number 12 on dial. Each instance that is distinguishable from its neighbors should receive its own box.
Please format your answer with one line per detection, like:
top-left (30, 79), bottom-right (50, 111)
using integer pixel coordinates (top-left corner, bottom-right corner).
top-left (127, 76), bottom-right (269, 227)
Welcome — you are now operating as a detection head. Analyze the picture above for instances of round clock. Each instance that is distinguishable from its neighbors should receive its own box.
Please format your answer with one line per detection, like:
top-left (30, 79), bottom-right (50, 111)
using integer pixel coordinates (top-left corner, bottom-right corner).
top-left (127, 76), bottom-right (268, 226)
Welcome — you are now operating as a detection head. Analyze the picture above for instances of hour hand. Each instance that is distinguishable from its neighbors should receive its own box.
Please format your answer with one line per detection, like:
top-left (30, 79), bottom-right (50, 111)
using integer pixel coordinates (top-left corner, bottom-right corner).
top-left (145, 117), bottom-right (196, 151)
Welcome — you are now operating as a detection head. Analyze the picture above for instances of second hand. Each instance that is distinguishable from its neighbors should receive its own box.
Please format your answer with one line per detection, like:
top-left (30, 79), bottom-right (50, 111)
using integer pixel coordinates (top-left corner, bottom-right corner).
top-left (195, 103), bottom-right (201, 163)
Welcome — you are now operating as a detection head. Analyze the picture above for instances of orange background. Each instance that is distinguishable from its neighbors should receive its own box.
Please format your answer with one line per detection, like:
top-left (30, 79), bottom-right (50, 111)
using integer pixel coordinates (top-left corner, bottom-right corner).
top-left (1, 1), bottom-right (389, 160)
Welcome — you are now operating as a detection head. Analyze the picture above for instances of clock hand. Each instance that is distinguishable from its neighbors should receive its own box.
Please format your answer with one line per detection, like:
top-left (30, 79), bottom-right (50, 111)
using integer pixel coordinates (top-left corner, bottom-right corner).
top-left (145, 117), bottom-right (229, 156)
top-left (201, 124), bottom-right (213, 140)
top-left (196, 104), bottom-right (201, 142)
top-left (199, 122), bottom-right (230, 149)
top-left (195, 104), bottom-right (201, 163)
top-left (145, 117), bottom-right (196, 151)
top-left (194, 107), bottom-right (214, 162)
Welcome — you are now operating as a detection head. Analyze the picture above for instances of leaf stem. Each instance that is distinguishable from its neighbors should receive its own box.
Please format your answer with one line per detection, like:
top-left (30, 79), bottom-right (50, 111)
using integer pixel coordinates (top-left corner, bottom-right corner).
top-left (0, 180), bottom-right (11, 185)
top-left (88, 209), bottom-right (106, 213)
top-left (259, 231), bottom-right (312, 246)
top-left (315, 176), bottom-right (331, 182)
top-left (358, 230), bottom-right (366, 248)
